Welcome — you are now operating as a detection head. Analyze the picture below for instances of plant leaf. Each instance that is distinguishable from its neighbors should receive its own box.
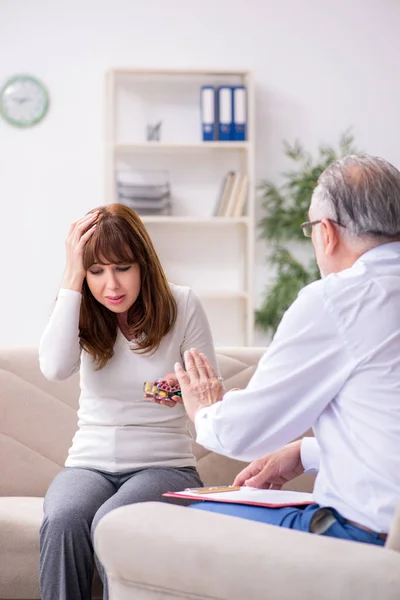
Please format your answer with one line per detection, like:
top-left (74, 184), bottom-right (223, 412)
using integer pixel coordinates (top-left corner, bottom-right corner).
top-left (256, 130), bottom-right (358, 335)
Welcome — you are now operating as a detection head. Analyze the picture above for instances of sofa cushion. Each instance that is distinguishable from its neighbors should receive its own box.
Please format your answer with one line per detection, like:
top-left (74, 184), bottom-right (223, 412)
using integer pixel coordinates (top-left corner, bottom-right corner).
top-left (0, 347), bottom-right (79, 498)
top-left (0, 497), bottom-right (43, 599)
top-left (0, 346), bottom-right (267, 497)
top-left (0, 496), bottom-right (103, 599)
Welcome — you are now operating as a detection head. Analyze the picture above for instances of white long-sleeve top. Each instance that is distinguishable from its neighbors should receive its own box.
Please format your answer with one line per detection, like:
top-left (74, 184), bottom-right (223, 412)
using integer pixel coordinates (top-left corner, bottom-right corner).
top-left (196, 242), bottom-right (400, 533)
top-left (39, 284), bottom-right (218, 472)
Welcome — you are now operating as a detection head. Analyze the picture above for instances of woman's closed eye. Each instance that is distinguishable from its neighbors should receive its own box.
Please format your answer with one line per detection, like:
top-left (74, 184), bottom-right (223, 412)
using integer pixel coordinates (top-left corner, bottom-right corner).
top-left (88, 265), bottom-right (132, 276)
top-left (116, 265), bottom-right (132, 272)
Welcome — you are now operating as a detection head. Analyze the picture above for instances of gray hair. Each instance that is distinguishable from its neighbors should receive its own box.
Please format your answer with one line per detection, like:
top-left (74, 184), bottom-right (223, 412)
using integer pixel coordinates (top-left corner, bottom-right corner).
top-left (312, 154), bottom-right (400, 240)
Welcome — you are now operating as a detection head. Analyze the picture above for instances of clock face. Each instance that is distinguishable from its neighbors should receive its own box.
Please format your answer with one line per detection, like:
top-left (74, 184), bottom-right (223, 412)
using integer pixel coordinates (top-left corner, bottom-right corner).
top-left (0, 75), bottom-right (49, 127)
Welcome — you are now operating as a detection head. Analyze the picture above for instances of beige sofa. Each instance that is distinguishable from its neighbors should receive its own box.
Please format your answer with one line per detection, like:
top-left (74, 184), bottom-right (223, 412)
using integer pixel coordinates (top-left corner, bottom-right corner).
top-left (2, 345), bottom-right (304, 600)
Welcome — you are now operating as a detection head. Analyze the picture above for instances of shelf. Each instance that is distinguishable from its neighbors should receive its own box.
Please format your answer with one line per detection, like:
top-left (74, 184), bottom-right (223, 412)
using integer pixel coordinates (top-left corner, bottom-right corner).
top-left (140, 216), bottom-right (250, 226)
top-left (113, 142), bottom-right (249, 154)
top-left (111, 68), bottom-right (251, 77)
top-left (198, 291), bottom-right (250, 301)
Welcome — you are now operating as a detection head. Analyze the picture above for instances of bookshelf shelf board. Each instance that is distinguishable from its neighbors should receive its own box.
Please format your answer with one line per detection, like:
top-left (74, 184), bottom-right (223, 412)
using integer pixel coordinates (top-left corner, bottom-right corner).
top-left (140, 216), bottom-right (250, 225)
top-left (111, 68), bottom-right (251, 77)
top-left (114, 143), bottom-right (249, 154)
top-left (198, 291), bottom-right (250, 301)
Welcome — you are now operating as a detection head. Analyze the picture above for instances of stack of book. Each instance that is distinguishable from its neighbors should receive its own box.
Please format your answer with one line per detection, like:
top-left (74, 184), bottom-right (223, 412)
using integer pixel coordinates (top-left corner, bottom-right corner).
top-left (116, 170), bottom-right (172, 216)
top-left (214, 171), bottom-right (248, 217)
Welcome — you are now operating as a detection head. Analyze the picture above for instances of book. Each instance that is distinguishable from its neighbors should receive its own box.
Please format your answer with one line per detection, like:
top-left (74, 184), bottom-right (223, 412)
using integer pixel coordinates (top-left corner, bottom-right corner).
top-left (217, 86), bottom-right (233, 141)
top-left (201, 86), bottom-right (217, 141)
top-left (213, 171), bottom-right (230, 216)
top-left (163, 487), bottom-right (315, 508)
top-left (224, 172), bottom-right (242, 217)
top-left (232, 174), bottom-right (248, 217)
top-left (216, 171), bottom-right (235, 216)
top-left (214, 171), bottom-right (248, 217)
top-left (232, 86), bottom-right (247, 141)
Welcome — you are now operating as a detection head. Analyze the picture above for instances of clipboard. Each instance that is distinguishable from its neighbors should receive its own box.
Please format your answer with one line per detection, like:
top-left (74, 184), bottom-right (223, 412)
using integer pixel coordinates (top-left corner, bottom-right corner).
top-left (163, 487), bottom-right (315, 508)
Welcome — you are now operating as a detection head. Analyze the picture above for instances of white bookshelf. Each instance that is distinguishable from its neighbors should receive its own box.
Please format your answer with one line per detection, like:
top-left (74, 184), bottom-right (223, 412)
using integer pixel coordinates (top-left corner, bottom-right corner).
top-left (105, 68), bottom-right (255, 346)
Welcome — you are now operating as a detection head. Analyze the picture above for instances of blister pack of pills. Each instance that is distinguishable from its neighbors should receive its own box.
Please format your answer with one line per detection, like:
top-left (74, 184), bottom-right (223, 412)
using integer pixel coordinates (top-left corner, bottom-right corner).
top-left (143, 380), bottom-right (182, 399)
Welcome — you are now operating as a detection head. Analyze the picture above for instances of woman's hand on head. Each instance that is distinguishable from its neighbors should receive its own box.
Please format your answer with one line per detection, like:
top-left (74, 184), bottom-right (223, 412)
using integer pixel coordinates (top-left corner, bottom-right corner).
top-left (62, 212), bottom-right (98, 292)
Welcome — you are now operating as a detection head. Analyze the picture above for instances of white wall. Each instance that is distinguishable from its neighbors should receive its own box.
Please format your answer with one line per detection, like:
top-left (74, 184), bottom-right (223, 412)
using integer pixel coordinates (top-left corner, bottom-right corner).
top-left (0, 0), bottom-right (399, 347)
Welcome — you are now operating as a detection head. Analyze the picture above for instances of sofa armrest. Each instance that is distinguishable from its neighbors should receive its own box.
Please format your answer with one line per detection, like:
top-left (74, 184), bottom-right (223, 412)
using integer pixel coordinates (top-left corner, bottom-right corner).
top-left (386, 504), bottom-right (400, 551)
top-left (95, 503), bottom-right (400, 600)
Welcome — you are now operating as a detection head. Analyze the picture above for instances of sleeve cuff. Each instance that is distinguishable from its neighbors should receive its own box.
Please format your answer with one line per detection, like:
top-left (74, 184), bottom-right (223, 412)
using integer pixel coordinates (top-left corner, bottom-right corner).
top-left (300, 437), bottom-right (320, 474)
top-left (194, 405), bottom-right (210, 427)
top-left (194, 402), bottom-right (224, 453)
top-left (59, 288), bottom-right (82, 298)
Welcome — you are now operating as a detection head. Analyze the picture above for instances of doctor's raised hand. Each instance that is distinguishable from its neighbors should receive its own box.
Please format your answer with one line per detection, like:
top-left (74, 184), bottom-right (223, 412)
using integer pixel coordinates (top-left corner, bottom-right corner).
top-left (174, 349), bottom-right (224, 421)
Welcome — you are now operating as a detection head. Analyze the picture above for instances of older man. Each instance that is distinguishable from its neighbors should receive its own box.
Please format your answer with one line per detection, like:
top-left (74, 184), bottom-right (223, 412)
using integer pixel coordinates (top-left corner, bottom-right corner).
top-left (174, 154), bottom-right (400, 546)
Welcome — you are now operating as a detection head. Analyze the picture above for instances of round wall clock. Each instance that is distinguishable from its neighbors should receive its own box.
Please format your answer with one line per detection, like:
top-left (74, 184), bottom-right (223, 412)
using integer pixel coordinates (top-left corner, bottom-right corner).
top-left (0, 74), bottom-right (49, 127)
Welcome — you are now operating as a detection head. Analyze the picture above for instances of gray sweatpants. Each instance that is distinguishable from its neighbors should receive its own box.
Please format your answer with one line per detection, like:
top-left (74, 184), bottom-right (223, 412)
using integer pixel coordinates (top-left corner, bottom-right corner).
top-left (40, 465), bottom-right (202, 600)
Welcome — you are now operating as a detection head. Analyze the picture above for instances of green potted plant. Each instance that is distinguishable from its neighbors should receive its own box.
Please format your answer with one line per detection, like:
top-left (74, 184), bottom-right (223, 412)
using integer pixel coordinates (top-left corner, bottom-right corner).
top-left (256, 131), bottom-right (357, 336)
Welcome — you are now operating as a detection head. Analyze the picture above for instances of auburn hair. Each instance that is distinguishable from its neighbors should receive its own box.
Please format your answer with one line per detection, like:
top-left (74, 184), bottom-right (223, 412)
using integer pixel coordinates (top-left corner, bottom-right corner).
top-left (79, 204), bottom-right (177, 368)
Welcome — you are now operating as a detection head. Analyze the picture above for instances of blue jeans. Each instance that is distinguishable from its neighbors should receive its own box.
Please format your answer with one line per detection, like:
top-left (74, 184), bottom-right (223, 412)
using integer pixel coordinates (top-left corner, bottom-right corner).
top-left (191, 502), bottom-right (385, 546)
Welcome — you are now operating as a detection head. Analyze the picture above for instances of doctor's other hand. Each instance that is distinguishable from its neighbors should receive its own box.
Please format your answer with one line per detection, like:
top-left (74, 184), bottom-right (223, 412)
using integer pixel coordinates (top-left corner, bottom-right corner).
top-left (233, 440), bottom-right (304, 489)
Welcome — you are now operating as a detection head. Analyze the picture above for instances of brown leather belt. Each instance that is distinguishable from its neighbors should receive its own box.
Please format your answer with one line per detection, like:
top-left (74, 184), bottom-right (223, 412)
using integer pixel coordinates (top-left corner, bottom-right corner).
top-left (345, 518), bottom-right (387, 541)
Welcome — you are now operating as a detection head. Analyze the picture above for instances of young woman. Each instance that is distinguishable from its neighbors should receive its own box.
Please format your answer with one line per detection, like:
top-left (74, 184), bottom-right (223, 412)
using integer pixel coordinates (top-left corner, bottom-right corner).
top-left (39, 204), bottom-right (219, 600)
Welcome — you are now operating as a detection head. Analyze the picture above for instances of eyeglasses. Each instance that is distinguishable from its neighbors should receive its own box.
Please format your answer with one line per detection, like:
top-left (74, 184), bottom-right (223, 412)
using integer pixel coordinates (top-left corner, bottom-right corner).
top-left (300, 219), bottom-right (346, 238)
